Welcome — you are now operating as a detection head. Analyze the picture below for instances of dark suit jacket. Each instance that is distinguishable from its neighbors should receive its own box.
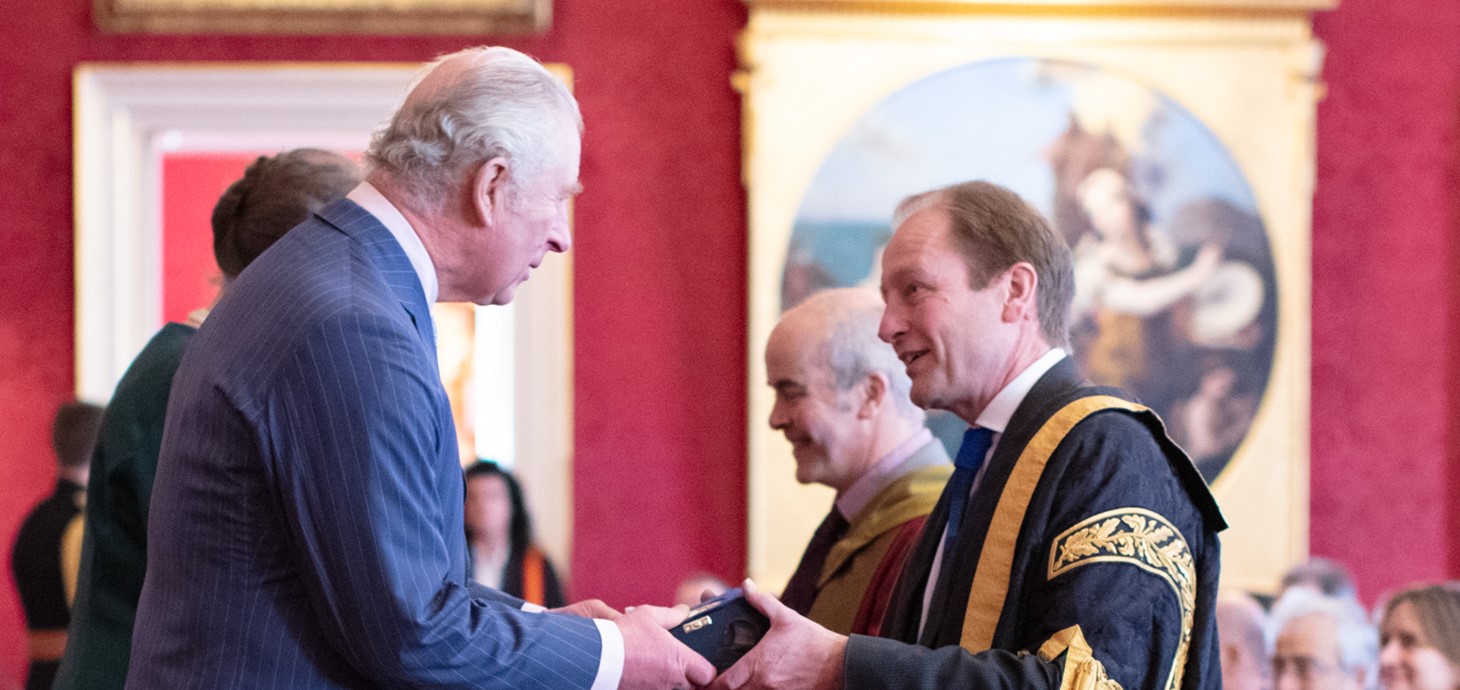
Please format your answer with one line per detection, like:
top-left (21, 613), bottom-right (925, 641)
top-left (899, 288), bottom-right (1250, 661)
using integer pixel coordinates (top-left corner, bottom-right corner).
top-left (56, 322), bottom-right (196, 690)
top-left (127, 200), bottom-right (602, 689)
top-left (845, 357), bottom-right (1226, 689)
top-left (13, 478), bottom-right (85, 690)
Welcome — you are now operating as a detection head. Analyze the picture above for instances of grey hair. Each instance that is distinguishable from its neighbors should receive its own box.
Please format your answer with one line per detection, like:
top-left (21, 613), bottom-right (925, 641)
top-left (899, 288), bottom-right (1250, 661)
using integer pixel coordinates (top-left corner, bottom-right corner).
top-left (365, 46), bottom-right (582, 212)
top-left (1269, 587), bottom-right (1378, 689)
top-left (1282, 557), bottom-right (1359, 600)
top-left (795, 288), bottom-right (923, 421)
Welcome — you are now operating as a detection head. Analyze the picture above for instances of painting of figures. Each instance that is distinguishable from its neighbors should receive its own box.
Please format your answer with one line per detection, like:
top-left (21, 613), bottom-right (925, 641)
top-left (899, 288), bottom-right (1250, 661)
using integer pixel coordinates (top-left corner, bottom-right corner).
top-left (781, 57), bottom-right (1277, 482)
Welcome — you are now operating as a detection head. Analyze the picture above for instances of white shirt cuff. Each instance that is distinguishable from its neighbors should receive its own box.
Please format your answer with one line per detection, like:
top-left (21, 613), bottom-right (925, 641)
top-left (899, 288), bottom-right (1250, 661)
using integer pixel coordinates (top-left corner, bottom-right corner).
top-left (590, 619), bottom-right (625, 690)
top-left (520, 602), bottom-right (547, 613)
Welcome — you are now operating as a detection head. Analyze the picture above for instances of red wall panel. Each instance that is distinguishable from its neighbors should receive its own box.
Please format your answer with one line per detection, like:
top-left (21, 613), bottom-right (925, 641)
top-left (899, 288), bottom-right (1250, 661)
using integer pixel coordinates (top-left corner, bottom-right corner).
top-left (1310, 0), bottom-right (1460, 603)
top-left (0, 0), bottom-right (747, 681)
top-left (161, 154), bottom-right (259, 322)
top-left (1, 0), bottom-right (1458, 683)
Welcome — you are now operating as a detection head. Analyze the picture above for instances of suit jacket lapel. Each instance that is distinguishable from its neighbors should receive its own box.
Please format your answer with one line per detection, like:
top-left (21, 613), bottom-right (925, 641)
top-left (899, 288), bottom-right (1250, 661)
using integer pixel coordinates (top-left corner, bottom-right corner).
top-left (318, 199), bottom-right (438, 363)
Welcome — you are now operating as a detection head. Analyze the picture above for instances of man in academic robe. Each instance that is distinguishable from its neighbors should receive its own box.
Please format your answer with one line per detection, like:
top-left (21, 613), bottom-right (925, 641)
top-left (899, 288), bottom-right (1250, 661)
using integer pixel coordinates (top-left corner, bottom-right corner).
top-left (711, 180), bottom-right (1226, 690)
top-left (767, 288), bottom-right (951, 636)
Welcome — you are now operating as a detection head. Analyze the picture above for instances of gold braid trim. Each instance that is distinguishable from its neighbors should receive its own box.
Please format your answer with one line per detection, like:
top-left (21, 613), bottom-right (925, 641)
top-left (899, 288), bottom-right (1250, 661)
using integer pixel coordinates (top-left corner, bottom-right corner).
top-left (960, 395), bottom-right (1147, 652)
top-left (1037, 625), bottom-right (1124, 690)
top-left (1048, 508), bottom-right (1195, 690)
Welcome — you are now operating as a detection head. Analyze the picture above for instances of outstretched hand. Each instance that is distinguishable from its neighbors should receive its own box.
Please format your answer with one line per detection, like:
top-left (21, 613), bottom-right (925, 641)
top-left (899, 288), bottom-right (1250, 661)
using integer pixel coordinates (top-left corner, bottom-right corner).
top-left (617, 603), bottom-right (716, 689)
top-left (709, 580), bottom-right (846, 690)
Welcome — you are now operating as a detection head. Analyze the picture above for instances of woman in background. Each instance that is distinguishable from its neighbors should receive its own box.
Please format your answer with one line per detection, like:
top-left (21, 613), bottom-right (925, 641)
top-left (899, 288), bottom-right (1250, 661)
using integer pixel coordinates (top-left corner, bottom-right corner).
top-left (1379, 583), bottom-right (1460, 690)
top-left (464, 460), bottom-right (566, 608)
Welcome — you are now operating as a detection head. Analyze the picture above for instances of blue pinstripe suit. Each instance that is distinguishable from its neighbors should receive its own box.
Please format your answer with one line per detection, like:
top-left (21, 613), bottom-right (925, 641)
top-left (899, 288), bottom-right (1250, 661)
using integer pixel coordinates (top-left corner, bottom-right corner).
top-left (128, 200), bottom-right (602, 688)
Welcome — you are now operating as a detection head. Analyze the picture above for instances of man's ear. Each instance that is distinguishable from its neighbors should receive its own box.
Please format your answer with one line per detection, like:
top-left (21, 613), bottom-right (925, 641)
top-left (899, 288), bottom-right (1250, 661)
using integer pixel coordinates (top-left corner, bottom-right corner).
top-left (470, 157), bottom-right (510, 226)
top-left (858, 372), bottom-right (888, 419)
top-left (1002, 262), bottom-right (1039, 323)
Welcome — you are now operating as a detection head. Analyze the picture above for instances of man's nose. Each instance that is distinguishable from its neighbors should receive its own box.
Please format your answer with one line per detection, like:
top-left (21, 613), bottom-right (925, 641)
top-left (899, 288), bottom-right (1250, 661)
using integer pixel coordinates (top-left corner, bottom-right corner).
top-left (878, 307), bottom-right (902, 344)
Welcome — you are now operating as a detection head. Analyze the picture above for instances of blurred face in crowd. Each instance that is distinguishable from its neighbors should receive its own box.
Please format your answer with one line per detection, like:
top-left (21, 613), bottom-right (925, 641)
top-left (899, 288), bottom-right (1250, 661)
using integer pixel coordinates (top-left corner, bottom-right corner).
top-left (765, 321), bottom-right (868, 493)
top-left (465, 473), bottom-right (512, 548)
top-left (1380, 600), bottom-right (1460, 690)
top-left (1273, 613), bottom-right (1365, 690)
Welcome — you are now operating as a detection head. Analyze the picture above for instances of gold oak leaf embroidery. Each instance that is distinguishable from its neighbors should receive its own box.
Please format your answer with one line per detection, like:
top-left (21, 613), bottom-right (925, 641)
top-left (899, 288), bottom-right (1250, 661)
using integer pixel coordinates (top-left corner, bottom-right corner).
top-left (1047, 507), bottom-right (1196, 690)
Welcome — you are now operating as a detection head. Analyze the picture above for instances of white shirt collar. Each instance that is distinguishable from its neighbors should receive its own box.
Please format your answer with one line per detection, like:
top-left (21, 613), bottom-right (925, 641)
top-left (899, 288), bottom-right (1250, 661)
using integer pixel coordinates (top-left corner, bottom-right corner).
top-left (973, 348), bottom-right (1068, 434)
top-left (346, 181), bottom-right (439, 305)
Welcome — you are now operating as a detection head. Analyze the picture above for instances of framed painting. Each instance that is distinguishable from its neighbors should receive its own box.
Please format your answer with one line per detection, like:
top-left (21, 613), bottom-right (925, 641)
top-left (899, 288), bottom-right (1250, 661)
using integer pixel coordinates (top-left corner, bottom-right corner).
top-left (740, 0), bottom-right (1329, 593)
top-left (95, 0), bottom-right (549, 34)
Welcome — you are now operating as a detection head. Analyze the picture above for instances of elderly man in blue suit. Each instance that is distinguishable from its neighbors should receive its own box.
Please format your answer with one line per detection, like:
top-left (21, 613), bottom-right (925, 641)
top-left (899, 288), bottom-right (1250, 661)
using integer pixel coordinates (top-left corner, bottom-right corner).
top-left (127, 46), bottom-right (713, 689)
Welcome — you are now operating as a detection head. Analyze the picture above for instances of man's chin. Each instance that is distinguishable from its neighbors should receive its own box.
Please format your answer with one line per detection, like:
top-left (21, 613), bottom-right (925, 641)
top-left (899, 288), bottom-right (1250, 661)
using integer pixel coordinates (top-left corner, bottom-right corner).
top-left (474, 286), bottom-right (518, 306)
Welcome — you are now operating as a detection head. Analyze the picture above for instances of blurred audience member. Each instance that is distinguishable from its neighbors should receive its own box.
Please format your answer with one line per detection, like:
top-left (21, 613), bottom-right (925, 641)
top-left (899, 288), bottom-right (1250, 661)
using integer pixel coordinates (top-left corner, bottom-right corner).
top-left (464, 460), bottom-right (566, 608)
top-left (12, 400), bottom-right (104, 690)
top-left (1281, 556), bottom-right (1360, 601)
top-left (55, 149), bottom-right (360, 690)
top-left (1219, 589), bottom-right (1271, 690)
top-left (674, 572), bottom-right (729, 608)
top-left (1269, 587), bottom-right (1376, 690)
top-left (1378, 583), bottom-right (1460, 690)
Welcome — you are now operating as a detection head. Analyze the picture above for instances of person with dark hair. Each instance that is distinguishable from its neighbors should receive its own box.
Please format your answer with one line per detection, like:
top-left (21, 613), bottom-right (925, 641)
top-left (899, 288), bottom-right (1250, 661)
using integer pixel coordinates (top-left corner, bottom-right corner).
top-left (12, 400), bottom-right (104, 690)
top-left (1378, 583), bottom-right (1460, 690)
top-left (464, 460), bottom-right (566, 608)
top-left (711, 180), bottom-right (1225, 690)
top-left (128, 46), bottom-right (710, 689)
top-left (1280, 556), bottom-right (1359, 601)
top-left (211, 148), bottom-right (364, 279)
top-left (53, 149), bottom-right (360, 690)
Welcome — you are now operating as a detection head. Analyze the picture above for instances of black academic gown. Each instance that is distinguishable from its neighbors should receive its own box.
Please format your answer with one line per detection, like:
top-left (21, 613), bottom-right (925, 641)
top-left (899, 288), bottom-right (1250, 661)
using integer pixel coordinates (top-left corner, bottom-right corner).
top-left (844, 356), bottom-right (1226, 690)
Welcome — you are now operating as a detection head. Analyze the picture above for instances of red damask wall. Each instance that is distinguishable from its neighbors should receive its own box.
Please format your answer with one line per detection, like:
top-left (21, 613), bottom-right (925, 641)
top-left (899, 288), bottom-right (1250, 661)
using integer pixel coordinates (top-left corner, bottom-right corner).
top-left (0, 0), bottom-right (747, 680)
top-left (0, 0), bottom-right (1455, 683)
top-left (1310, 0), bottom-right (1460, 603)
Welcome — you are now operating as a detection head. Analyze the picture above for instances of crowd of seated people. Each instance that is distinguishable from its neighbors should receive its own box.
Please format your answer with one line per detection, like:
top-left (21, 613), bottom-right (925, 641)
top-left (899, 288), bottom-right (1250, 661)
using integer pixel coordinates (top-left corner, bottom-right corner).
top-left (1218, 557), bottom-right (1460, 690)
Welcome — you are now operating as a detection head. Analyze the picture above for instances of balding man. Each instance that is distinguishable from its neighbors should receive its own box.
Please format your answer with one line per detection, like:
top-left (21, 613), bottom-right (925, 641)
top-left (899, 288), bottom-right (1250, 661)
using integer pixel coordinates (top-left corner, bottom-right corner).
top-left (1217, 590), bottom-right (1271, 690)
top-left (767, 288), bottom-right (951, 635)
top-left (127, 47), bottom-right (711, 689)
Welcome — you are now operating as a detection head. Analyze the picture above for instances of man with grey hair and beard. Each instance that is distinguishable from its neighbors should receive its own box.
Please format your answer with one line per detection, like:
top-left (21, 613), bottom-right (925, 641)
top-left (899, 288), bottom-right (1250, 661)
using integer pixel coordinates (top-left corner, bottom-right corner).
top-left (128, 46), bottom-right (711, 689)
top-left (767, 288), bottom-right (951, 636)
top-left (1269, 588), bottom-right (1377, 690)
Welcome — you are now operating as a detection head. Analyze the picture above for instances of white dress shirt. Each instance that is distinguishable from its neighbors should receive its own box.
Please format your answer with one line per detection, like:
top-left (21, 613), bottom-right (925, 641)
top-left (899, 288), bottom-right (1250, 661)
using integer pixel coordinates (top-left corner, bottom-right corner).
top-left (918, 348), bottom-right (1068, 637)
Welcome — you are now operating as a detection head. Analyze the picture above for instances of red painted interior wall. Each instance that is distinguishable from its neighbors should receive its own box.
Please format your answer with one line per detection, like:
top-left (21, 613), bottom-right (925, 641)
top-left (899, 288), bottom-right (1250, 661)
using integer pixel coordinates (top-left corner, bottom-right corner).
top-left (161, 154), bottom-right (264, 322)
top-left (0, 0), bottom-right (1454, 683)
top-left (0, 0), bottom-right (748, 680)
top-left (1309, 0), bottom-right (1460, 603)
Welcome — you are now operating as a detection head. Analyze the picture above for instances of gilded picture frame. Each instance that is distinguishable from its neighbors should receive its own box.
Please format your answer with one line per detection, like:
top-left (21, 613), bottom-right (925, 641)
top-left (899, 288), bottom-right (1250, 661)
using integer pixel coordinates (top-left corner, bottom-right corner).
top-left (95, 0), bottom-right (549, 35)
top-left (740, 0), bottom-right (1328, 594)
